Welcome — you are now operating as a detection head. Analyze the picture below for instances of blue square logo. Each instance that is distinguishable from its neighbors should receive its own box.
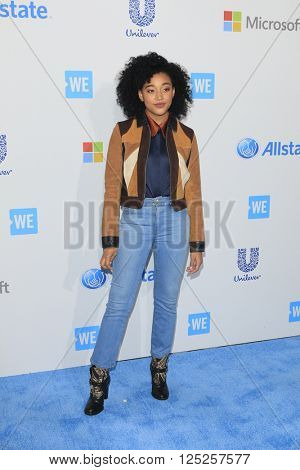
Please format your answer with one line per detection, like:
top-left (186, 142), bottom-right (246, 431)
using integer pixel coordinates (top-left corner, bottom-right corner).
top-left (190, 73), bottom-right (215, 99)
top-left (74, 326), bottom-right (99, 350)
top-left (65, 71), bottom-right (93, 98)
top-left (289, 302), bottom-right (300, 323)
top-left (10, 208), bottom-right (38, 235)
top-left (248, 195), bottom-right (270, 219)
top-left (188, 312), bottom-right (210, 336)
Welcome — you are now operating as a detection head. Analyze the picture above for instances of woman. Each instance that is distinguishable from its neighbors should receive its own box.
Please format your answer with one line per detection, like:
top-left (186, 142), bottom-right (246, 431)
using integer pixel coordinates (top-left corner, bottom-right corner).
top-left (84, 52), bottom-right (205, 415)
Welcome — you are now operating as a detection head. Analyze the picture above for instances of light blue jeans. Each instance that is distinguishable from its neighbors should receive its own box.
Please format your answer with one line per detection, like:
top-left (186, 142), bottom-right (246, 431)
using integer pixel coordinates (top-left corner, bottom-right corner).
top-left (90, 195), bottom-right (190, 369)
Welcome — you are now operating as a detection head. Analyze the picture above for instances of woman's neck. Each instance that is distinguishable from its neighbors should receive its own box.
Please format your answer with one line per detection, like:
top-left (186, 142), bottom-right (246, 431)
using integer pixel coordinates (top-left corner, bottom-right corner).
top-left (145, 108), bottom-right (170, 125)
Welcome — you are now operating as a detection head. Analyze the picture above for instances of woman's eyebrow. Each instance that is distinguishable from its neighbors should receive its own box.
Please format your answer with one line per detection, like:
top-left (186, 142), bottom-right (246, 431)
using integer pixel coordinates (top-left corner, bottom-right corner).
top-left (144, 82), bottom-right (171, 88)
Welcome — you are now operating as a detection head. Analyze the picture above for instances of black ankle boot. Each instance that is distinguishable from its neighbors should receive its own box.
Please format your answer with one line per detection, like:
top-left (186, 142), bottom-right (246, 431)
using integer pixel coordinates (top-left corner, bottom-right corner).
top-left (84, 365), bottom-right (110, 415)
top-left (150, 353), bottom-right (170, 400)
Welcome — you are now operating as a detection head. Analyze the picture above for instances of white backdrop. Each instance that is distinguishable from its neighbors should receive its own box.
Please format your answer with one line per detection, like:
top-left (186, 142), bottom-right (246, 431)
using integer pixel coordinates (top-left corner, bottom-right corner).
top-left (1, 0), bottom-right (300, 377)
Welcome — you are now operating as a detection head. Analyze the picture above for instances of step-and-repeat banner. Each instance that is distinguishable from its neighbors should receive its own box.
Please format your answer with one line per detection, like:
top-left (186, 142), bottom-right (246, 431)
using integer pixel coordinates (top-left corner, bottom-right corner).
top-left (1, 1), bottom-right (300, 377)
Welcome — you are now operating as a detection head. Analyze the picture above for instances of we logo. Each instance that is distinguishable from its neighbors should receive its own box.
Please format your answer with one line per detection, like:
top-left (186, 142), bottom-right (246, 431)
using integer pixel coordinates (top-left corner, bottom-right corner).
top-left (65, 71), bottom-right (93, 98)
top-left (74, 326), bottom-right (100, 350)
top-left (190, 73), bottom-right (215, 99)
top-left (248, 195), bottom-right (270, 219)
top-left (9, 208), bottom-right (38, 235)
top-left (289, 302), bottom-right (300, 323)
top-left (188, 312), bottom-right (210, 336)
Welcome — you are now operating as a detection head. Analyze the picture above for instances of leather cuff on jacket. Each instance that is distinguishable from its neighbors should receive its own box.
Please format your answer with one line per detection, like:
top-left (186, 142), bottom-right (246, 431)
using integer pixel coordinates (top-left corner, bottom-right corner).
top-left (189, 241), bottom-right (205, 253)
top-left (102, 236), bottom-right (119, 249)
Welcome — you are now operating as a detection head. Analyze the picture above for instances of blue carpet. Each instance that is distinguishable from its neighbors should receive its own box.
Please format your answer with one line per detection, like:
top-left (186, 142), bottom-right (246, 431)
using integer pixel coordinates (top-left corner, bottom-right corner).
top-left (1, 336), bottom-right (300, 450)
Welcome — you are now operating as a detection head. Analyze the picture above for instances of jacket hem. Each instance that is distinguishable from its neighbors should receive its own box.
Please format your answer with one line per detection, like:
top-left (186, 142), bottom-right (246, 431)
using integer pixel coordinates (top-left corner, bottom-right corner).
top-left (120, 196), bottom-right (187, 211)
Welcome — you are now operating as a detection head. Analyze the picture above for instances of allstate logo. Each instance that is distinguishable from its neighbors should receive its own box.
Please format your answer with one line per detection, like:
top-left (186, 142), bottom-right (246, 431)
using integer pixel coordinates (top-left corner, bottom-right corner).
top-left (129, 0), bottom-right (155, 26)
top-left (0, 1), bottom-right (48, 19)
top-left (82, 269), bottom-right (107, 289)
top-left (237, 138), bottom-right (259, 159)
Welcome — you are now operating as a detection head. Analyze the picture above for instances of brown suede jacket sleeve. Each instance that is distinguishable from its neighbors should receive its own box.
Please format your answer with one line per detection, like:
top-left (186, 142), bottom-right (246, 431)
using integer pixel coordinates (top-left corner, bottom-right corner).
top-left (101, 123), bottom-right (123, 249)
top-left (185, 132), bottom-right (205, 253)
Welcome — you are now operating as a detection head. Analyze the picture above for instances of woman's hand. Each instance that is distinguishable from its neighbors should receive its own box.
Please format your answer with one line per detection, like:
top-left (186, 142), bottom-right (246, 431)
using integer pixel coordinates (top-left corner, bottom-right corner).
top-left (186, 252), bottom-right (203, 274)
top-left (100, 247), bottom-right (118, 272)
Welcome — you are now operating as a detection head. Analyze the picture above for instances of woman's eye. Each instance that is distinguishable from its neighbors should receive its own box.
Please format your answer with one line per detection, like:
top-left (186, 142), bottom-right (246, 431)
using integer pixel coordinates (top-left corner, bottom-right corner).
top-left (147, 88), bottom-right (170, 93)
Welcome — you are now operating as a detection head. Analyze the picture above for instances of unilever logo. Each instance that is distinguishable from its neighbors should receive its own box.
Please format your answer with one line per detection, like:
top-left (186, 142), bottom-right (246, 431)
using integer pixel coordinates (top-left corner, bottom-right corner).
top-left (0, 134), bottom-right (12, 175)
top-left (129, 0), bottom-right (155, 26)
top-left (237, 138), bottom-right (259, 159)
top-left (127, 0), bottom-right (159, 38)
top-left (81, 269), bottom-right (109, 289)
top-left (234, 247), bottom-right (262, 282)
top-left (0, 134), bottom-right (7, 163)
top-left (238, 247), bottom-right (259, 272)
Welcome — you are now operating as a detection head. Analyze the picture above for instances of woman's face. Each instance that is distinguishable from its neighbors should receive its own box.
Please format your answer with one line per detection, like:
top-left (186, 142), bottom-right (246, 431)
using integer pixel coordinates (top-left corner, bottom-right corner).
top-left (138, 72), bottom-right (175, 119)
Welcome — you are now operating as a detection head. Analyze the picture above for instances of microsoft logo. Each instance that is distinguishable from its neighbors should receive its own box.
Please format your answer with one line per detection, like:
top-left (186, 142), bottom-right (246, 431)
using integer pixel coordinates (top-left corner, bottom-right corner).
top-left (83, 141), bottom-right (103, 163)
top-left (224, 11), bottom-right (242, 32)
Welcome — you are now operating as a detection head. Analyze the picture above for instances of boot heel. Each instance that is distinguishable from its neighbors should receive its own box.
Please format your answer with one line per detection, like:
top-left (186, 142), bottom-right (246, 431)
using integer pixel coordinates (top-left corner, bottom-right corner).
top-left (104, 382), bottom-right (109, 399)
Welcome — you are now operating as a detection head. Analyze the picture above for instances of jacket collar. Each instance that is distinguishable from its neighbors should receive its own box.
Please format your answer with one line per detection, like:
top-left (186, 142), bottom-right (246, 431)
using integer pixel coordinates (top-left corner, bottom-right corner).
top-left (136, 107), bottom-right (177, 132)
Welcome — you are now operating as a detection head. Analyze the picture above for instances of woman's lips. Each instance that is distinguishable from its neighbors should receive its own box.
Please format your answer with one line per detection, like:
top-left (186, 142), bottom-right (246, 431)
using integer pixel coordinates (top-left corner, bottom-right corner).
top-left (155, 103), bottom-right (165, 107)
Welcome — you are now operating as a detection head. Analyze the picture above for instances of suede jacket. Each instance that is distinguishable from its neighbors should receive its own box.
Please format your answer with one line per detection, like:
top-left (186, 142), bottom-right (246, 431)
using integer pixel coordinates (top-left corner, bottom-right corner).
top-left (101, 109), bottom-right (205, 253)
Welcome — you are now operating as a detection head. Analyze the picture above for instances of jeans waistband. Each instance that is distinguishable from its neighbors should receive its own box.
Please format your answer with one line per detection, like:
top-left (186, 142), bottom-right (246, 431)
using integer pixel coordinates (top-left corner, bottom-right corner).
top-left (143, 196), bottom-right (172, 206)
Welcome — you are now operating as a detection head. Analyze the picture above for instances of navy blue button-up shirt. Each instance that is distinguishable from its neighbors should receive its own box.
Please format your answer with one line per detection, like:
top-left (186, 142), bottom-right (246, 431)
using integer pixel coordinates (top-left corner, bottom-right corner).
top-left (144, 111), bottom-right (170, 198)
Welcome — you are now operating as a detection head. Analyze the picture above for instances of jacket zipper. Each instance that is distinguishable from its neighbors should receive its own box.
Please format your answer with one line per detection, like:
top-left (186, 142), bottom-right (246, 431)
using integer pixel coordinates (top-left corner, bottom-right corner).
top-left (143, 123), bottom-right (152, 199)
top-left (165, 124), bottom-right (172, 203)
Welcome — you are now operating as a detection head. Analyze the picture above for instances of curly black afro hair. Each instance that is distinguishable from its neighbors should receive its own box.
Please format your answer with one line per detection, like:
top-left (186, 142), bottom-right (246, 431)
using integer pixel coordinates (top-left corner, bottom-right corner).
top-left (115, 51), bottom-right (193, 121)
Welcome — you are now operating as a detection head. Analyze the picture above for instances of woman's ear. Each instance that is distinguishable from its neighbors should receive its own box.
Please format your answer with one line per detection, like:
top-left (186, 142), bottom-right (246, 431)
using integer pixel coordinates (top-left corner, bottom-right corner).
top-left (138, 89), bottom-right (143, 102)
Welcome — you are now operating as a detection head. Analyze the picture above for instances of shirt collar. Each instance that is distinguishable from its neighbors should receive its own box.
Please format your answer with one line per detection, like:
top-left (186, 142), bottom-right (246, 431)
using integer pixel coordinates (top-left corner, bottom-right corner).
top-left (145, 109), bottom-right (170, 138)
top-left (136, 108), bottom-right (177, 132)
